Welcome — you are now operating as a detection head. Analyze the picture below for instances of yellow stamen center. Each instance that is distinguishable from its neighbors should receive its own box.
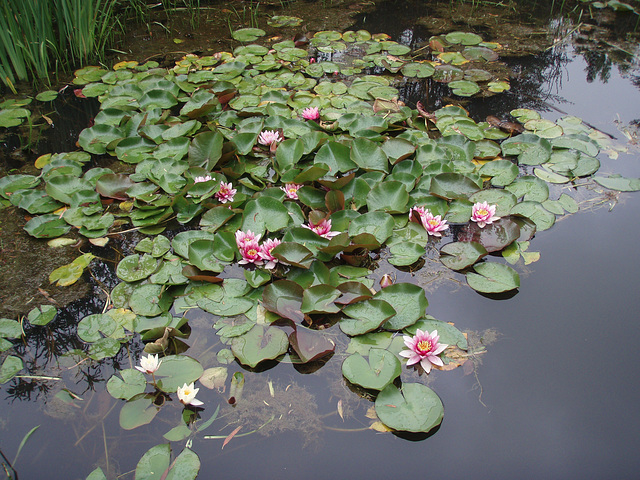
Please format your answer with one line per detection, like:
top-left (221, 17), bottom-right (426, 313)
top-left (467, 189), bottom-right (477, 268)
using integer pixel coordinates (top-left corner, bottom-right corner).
top-left (477, 208), bottom-right (488, 216)
top-left (417, 340), bottom-right (432, 353)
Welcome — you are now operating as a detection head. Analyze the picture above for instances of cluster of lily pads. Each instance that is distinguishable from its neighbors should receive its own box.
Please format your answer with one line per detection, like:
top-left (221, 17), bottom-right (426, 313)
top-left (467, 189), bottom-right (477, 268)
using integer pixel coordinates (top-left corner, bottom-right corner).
top-left (1, 25), bottom-right (637, 478)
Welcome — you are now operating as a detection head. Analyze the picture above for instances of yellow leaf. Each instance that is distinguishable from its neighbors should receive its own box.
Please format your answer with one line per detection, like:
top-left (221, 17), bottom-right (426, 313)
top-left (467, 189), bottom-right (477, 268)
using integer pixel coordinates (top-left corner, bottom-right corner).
top-left (369, 421), bottom-right (392, 433)
top-left (113, 60), bottom-right (138, 70)
top-left (35, 153), bottom-right (51, 169)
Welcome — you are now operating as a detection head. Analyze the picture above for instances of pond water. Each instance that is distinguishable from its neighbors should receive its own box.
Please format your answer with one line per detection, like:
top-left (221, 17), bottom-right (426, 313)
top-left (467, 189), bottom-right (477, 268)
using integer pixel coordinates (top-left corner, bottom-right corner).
top-left (1, 1), bottom-right (640, 479)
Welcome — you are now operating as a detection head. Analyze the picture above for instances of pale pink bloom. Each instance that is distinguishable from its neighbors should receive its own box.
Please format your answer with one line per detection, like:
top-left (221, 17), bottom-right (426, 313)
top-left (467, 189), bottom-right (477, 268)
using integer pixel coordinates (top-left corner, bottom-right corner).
top-left (239, 242), bottom-right (264, 266)
top-left (281, 183), bottom-right (303, 200)
top-left (380, 274), bottom-right (394, 288)
top-left (409, 206), bottom-right (448, 237)
top-left (301, 107), bottom-right (320, 121)
top-left (193, 175), bottom-right (213, 183)
top-left (399, 329), bottom-right (448, 374)
top-left (176, 382), bottom-right (204, 406)
top-left (214, 181), bottom-right (236, 204)
top-left (302, 218), bottom-right (341, 239)
top-left (135, 354), bottom-right (161, 374)
top-left (471, 201), bottom-right (500, 228)
top-left (409, 205), bottom-right (428, 224)
top-left (422, 211), bottom-right (449, 237)
top-left (235, 230), bottom-right (260, 249)
top-left (259, 238), bottom-right (282, 269)
top-left (258, 130), bottom-right (282, 146)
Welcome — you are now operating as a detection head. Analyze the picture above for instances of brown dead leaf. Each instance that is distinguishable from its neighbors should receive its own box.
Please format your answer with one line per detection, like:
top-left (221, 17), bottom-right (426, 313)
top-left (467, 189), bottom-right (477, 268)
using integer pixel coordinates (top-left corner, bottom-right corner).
top-left (222, 426), bottom-right (242, 449)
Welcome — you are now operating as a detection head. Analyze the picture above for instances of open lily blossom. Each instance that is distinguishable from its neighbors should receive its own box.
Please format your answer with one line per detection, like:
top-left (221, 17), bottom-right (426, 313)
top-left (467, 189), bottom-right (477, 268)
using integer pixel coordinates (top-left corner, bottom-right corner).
top-left (301, 106), bottom-right (320, 121)
top-left (235, 230), bottom-right (260, 249)
top-left (399, 329), bottom-right (448, 374)
top-left (193, 175), bottom-right (213, 184)
top-left (471, 201), bottom-right (500, 228)
top-left (410, 206), bottom-right (449, 236)
top-left (302, 218), bottom-right (341, 239)
top-left (214, 181), bottom-right (236, 204)
top-left (258, 129), bottom-right (283, 146)
top-left (135, 354), bottom-right (161, 374)
top-left (259, 238), bottom-right (282, 269)
top-left (239, 241), bottom-right (264, 266)
top-left (422, 211), bottom-right (449, 237)
top-left (281, 183), bottom-right (303, 199)
top-left (176, 382), bottom-right (204, 406)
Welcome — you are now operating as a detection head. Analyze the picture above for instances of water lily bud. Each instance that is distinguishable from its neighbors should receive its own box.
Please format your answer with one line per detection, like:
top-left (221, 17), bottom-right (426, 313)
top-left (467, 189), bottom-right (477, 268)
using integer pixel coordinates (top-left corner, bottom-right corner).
top-left (380, 274), bottom-right (394, 288)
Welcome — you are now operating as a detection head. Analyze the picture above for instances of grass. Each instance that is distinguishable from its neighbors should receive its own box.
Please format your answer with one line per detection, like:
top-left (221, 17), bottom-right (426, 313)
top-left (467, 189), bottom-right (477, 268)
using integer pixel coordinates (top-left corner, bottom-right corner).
top-left (0, 0), bottom-right (205, 91)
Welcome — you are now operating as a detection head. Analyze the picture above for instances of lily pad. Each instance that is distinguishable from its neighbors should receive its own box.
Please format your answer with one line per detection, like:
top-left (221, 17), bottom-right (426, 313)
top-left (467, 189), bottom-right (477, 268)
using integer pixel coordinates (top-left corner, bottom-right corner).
top-left (340, 299), bottom-right (396, 336)
top-left (342, 348), bottom-right (401, 390)
top-left (375, 383), bottom-right (444, 433)
top-left (375, 283), bottom-right (428, 331)
top-left (232, 28), bottom-right (266, 42)
top-left (231, 324), bottom-right (289, 368)
top-left (466, 262), bottom-right (520, 293)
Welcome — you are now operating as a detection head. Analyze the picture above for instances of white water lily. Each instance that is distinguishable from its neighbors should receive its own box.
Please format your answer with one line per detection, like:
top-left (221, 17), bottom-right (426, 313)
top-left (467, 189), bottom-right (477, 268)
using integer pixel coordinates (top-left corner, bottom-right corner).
top-left (135, 354), bottom-right (161, 374)
top-left (177, 382), bottom-right (204, 406)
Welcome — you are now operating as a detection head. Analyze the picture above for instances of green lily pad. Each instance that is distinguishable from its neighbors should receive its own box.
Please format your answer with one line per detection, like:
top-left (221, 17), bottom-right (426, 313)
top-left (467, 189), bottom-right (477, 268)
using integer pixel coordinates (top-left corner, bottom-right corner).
top-left (440, 241), bottom-right (488, 270)
top-left (466, 262), bottom-right (520, 293)
top-left (510, 200), bottom-right (556, 231)
top-left (449, 80), bottom-right (480, 97)
top-left (594, 175), bottom-right (640, 192)
top-left (231, 324), bottom-right (289, 368)
top-left (375, 382), bottom-right (444, 433)
top-left (120, 394), bottom-right (159, 430)
top-left (0, 108), bottom-right (30, 127)
top-left (342, 348), bottom-right (401, 390)
top-left (107, 368), bottom-right (147, 400)
top-left (340, 299), bottom-right (396, 336)
top-left (154, 355), bottom-right (203, 393)
top-left (24, 214), bottom-right (71, 239)
top-left (375, 283), bottom-right (428, 331)
top-left (116, 254), bottom-right (158, 282)
top-left (388, 242), bottom-right (426, 266)
top-left (445, 31), bottom-right (483, 45)
top-left (27, 305), bottom-right (57, 326)
top-left (501, 133), bottom-right (552, 165)
top-left (1, 355), bottom-right (24, 384)
top-left (406, 316), bottom-right (468, 350)
top-left (232, 28), bottom-right (266, 42)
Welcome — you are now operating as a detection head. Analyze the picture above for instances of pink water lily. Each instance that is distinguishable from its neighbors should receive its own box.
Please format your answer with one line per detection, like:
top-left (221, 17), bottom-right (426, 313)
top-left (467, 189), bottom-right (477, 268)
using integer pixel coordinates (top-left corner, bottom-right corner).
top-left (409, 206), bottom-right (449, 237)
top-left (235, 230), bottom-right (260, 249)
top-left (422, 211), bottom-right (449, 237)
top-left (259, 238), bottom-right (282, 269)
top-left (471, 201), bottom-right (500, 228)
top-left (239, 241), bottom-right (263, 266)
top-left (214, 181), bottom-right (236, 204)
top-left (281, 183), bottom-right (303, 199)
top-left (301, 107), bottom-right (320, 121)
top-left (177, 382), bottom-right (204, 406)
top-left (399, 329), bottom-right (448, 374)
top-left (193, 175), bottom-right (213, 184)
top-left (258, 129), bottom-right (282, 146)
top-left (302, 218), bottom-right (341, 239)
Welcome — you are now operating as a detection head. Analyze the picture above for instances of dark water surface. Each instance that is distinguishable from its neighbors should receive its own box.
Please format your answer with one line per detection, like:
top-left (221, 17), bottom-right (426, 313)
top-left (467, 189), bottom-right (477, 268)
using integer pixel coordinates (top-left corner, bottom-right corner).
top-left (2, 2), bottom-right (640, 479)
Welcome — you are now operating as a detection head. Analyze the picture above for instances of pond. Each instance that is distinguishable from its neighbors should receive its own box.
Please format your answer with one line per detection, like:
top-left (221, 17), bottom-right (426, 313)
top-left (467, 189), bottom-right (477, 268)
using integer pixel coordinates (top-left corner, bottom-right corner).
top-left (1, 1), bottom-right (640, 479)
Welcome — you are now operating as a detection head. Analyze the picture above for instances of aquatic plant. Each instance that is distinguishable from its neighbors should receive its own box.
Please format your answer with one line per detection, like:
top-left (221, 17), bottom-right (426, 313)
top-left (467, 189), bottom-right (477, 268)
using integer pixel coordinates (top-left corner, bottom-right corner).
top-left (470, 201), bottom-right (500, 228)
top-left (400, 329), bottom-right (448, 374)
top-left (1, 25), bottom-right (639, 479)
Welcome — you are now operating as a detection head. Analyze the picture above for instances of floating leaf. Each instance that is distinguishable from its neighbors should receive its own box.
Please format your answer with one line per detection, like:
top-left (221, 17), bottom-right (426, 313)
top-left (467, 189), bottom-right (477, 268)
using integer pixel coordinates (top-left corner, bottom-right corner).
top-left (107, 369), bottom-right (147, 400)
top-left (0, 355), bottom-right (23, 383)
top-left (594, 175), bottom-right (640, 192)
top-left (342, 348), bottom-right (401, 390)
top-left (375, 283), bottom-right (428, 331)
top-left (289, 326), bottom-right (335, 363)
top-left (340, 299), bottom-right (396, 336)
top-left (440, 241), bottom-right (488, 270)
top-left (232, 28), bottom-right (266, 42)
top-left (375, 383), bottom-right (444, 433)
top-left (231, 324), bottom-right (289, 368)
top-left (49, 253), bottom-right (95, 286)
top-left (466, 262), bottom-right (520, 293)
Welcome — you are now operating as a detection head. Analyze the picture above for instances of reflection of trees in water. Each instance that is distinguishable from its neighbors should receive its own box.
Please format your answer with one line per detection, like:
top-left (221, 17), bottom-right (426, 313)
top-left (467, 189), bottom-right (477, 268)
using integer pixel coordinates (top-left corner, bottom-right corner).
top-left (5, 247), bottom-right (135, 403)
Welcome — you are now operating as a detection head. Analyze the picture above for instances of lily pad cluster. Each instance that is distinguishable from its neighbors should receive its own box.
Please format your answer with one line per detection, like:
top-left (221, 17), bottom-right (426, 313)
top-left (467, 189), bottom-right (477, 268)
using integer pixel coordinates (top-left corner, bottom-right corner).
top-left (0, 27), bottom-right (631, 438)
